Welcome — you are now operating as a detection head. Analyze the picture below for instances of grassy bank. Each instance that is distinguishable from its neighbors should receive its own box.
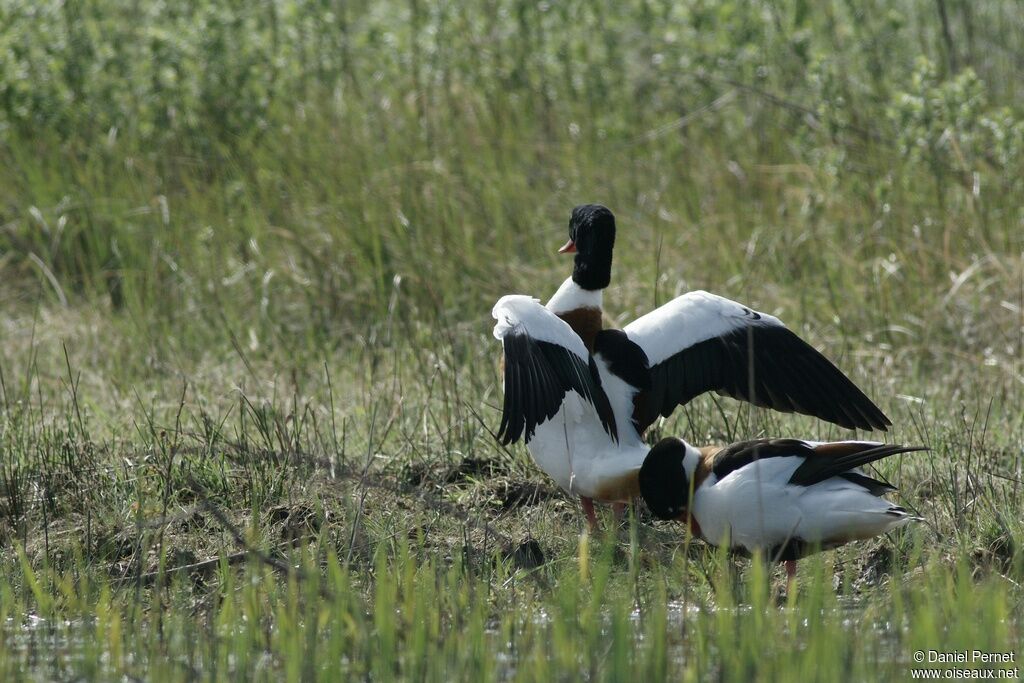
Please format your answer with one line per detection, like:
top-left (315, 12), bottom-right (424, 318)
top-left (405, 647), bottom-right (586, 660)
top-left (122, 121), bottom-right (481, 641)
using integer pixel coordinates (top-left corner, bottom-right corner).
top-left (1, 0), bottom-right (1023, 679)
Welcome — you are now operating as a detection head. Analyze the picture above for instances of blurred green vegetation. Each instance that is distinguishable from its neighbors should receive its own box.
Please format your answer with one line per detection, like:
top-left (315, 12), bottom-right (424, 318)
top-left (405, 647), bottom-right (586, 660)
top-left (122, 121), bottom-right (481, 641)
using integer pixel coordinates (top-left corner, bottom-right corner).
top-left (2, 0), bottom-right (1021, 345)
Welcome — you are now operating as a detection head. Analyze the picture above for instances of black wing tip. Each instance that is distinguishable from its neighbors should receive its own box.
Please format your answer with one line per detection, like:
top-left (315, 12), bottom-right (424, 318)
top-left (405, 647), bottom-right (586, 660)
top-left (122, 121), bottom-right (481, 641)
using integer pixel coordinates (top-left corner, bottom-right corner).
top-left (789, 442), bottom-right (927, 488)
top-left (866, 443), bottom-right (929, 456)
top-left (872, 413), bottom-right (893, 432)
top-left (850, 400), bottom-right (892, 432)
top-left (495, 417), bottom-right (520, 446)
top-left (888, 444), bottom-right (929, 456)
top-left (797, 346), bottom-right (893, 432)
top-left (844, 400), bottom-right (892, 432)
top-left (838, 443), bottom-right (930, 461)
top-left (840, 409), bottom-right (891, 432)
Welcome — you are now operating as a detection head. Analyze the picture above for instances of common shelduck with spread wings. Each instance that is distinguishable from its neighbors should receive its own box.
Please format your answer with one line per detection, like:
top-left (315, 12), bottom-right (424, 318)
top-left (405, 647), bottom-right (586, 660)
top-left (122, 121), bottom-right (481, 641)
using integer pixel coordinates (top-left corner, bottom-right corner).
top-left (638, 437), bottom-right (925, 582)
top-left (547, 204), bottom-right (891, 435)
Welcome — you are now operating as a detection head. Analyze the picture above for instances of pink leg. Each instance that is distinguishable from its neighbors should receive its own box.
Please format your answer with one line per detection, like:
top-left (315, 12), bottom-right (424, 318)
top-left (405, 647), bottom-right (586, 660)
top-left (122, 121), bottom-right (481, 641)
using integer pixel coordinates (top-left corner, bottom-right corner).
top-left (581, 496), bottom-right (599, 531)
top-left (784, 560), bottom-right (797, 589)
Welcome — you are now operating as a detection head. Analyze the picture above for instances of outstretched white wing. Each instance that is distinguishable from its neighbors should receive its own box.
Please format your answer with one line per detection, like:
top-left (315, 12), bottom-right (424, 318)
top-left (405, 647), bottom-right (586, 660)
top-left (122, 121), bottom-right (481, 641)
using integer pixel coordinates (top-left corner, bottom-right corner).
top-left (623, 290), bottom-right (890, 432)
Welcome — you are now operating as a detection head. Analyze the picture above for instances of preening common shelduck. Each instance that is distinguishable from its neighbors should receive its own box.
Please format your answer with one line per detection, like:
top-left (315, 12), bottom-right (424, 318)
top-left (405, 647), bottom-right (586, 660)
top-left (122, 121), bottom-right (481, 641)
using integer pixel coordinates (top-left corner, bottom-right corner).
top-left (494, 204), bottom-right (892, 526)
top-left (638, 437), bottom-right (925, 581)
top-left (547, 204), bottom-right (890, 435)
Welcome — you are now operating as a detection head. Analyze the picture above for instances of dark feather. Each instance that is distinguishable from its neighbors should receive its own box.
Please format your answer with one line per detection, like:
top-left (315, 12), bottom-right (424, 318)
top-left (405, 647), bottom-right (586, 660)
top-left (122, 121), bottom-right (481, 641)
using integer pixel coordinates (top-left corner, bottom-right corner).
top-left (839, 472), bottom-right (897, 496)
top-left (632, 324), bottom-right (891, 433)
top-left (789, 443), bottom-right (928, 488)
top-left (704, 439), bottom-right (926, 490)
top-left (708, 438), bottom-right (814, 481)
top-left (496, 326), bottom-right (618, 445)
top-left (594, 329), bottom-right (651, 390)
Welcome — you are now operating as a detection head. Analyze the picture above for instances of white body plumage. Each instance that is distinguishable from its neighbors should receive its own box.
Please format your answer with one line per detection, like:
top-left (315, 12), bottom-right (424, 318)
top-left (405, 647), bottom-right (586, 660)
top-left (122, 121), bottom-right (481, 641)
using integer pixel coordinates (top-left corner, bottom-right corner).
top-left (681, 448), bottom-right (915, 554)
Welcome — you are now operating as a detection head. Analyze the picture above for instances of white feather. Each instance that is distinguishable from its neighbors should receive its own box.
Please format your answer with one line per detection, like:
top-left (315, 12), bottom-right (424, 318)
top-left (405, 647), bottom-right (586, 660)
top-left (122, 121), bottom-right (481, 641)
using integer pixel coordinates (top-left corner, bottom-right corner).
top-left (526, 395), bottom-right (647, 500)
top-left (692, 454), bottom-right (909, 553)
top-left (546, 277), bottom-right (603, 314)
top-left (623, 290), bottom-right (784, 366)
top-left (591, 355), bottom-right (644, 447)
top-left (492, 295), bottom-right (588, 360)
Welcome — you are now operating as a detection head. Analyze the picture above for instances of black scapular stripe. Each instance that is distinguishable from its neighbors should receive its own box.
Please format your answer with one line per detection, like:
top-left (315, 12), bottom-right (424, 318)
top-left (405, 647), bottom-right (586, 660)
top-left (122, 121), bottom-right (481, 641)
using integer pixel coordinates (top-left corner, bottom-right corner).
top-left (497, 327), bottom-right (617, 445)
top-left (633, 324), bottom-right (892, 433)
top-left (709, 438), bottom-right (813, 481)
top-left (593, 329), bottom-right (651, 391)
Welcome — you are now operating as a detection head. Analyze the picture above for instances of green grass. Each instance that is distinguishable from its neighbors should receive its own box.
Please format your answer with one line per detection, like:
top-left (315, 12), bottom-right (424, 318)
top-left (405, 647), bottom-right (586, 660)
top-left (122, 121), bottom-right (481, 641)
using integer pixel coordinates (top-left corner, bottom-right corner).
top-left (1, 0), bottom-right (1023, 679)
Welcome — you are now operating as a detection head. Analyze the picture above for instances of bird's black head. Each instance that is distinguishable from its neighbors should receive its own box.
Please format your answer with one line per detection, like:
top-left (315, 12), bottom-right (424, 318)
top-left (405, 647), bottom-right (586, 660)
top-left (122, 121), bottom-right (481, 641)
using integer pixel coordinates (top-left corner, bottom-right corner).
top-left (639, 438), bottom-right (693, 521)
top-left (562, 204), bottom-right (616, 291)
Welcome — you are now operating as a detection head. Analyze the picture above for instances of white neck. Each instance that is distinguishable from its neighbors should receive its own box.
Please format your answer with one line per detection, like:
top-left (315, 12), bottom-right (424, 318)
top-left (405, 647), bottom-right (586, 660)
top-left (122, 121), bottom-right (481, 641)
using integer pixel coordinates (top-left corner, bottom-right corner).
top-left (545, 277), bottom-right (603, 314)
top-left (682, 442), bottom-right (702, 481)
